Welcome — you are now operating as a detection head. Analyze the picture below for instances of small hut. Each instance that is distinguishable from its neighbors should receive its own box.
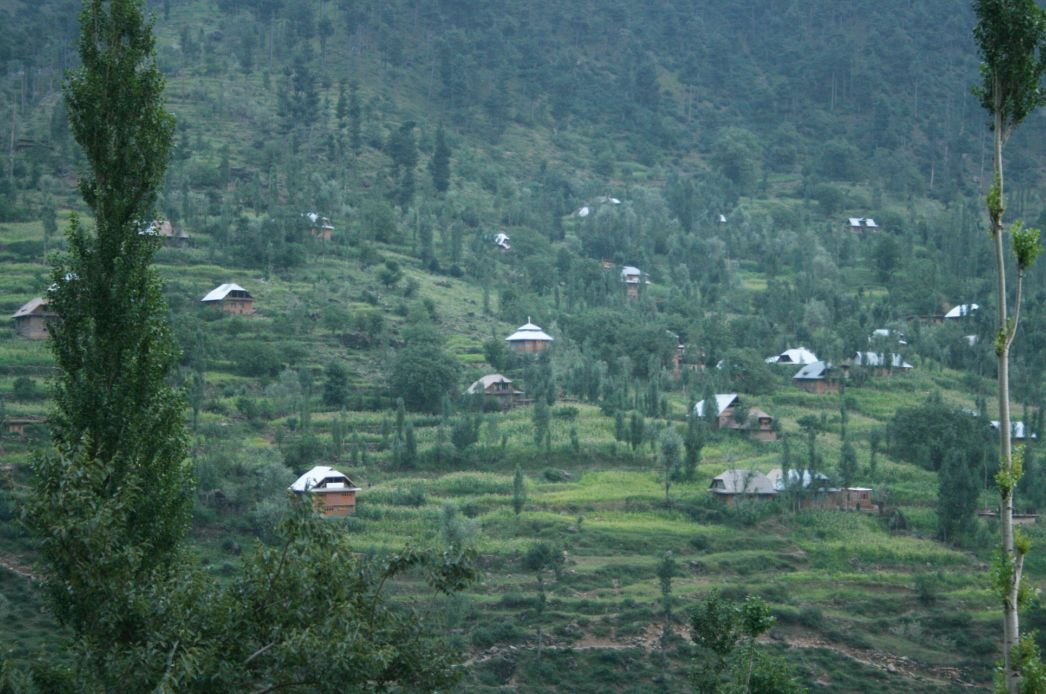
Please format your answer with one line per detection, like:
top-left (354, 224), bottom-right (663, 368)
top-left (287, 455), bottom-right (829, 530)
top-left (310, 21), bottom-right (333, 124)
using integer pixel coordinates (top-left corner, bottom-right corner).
top-left (11, 298), bottom-right (56, 339)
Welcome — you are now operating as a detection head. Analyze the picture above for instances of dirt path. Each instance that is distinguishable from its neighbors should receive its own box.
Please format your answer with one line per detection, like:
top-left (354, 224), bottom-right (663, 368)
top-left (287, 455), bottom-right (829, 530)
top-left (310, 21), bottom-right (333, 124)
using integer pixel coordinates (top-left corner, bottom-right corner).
top-left (778, 634), bottom-right (976, 689)
top-left (0, 553), bottom-right (37, 581)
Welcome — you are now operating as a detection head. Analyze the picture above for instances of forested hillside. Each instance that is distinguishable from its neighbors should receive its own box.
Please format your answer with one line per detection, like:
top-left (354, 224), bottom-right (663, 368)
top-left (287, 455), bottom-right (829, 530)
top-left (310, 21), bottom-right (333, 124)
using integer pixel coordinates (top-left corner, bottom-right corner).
top-left (2, 0), bottom-right (1046, 691)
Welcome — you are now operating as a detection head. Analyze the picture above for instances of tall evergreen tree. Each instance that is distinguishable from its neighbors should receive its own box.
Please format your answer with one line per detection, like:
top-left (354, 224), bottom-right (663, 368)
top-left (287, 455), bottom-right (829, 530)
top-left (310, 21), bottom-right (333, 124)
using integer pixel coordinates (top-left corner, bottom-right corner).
top-left (25, 0), bottom-right (189, 680)
top-left (429, 124), bottom-right (451, 193)
top-left (973, 2), bottom-right (1046, 689)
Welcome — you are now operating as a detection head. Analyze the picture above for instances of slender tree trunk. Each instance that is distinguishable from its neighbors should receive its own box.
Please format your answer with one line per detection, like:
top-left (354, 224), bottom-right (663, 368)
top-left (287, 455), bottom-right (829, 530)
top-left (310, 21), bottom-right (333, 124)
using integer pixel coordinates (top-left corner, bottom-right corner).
top-left (991, 84), bottom-right (1021, 694)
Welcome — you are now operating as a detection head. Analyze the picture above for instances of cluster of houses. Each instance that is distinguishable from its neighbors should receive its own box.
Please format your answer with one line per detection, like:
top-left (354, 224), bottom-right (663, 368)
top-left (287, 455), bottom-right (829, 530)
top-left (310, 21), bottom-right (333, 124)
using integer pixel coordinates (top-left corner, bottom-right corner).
top-left (709, 467), bottom-right (876, 511)
top-left (11, 282), bottom-right (256, 339)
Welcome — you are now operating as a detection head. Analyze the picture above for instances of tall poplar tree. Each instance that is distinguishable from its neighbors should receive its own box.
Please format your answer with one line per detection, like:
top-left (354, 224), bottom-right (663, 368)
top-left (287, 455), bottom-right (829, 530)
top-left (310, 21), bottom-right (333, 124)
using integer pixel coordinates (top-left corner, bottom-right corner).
top-left (25, 0), bottom-right (190, 678)
top-left (972, 1), bottom-right (1046, 690)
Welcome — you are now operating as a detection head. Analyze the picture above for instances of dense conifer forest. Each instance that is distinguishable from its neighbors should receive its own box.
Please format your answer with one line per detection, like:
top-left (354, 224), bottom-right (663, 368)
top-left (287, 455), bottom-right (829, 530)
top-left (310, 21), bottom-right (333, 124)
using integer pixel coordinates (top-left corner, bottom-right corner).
top-left (1, 0), bottom-right (1046, 690)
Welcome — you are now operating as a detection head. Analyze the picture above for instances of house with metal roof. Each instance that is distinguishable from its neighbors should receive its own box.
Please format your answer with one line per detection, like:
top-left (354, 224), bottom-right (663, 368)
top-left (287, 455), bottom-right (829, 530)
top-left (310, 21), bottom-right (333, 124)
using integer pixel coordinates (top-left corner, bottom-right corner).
top-left (11, 297), bottom-right (56, 339)
top-left (990, 420), bottom-right (1037, 441)
top-left (694, 394), bottom-right (776, 440)
top-left (201, 283), bottom-right (254, 315)
top-left (620, 266), bottom-right (643, 300)
top-left (506, 318), bottom-right (553, 353)
top-left (466, 374), bottom-right (524, 407)
top-left (289, 465), bottom-right (362, 516)
top-left (708, 469), bottom-right (777, 506)
top-left (793, 361), bottom-right (837, 394)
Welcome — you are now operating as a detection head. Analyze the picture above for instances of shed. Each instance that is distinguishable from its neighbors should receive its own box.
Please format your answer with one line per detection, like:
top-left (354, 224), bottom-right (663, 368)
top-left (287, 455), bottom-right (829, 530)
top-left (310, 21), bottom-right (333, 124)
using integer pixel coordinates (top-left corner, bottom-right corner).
top-left (11, 298), bottom-right (56, 339)
top-left (289, 466), bottom-right (361, 516)
top-left (506, 318), bottom-right (553, 353)
top-left (201, 283), bottom-right (254, 314)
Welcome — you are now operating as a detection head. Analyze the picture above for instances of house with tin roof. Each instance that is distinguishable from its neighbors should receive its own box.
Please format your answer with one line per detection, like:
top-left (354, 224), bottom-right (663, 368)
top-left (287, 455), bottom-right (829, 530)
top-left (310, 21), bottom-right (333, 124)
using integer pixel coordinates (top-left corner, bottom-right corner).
top-left (466, 374), bottom-right (524, 408)
top-left (11, 298), bottom-right (56, 339)
top-left (506, 318), bottom-right (553, 353)
top-left (201, 283), bottom-right (254, 315)
top-left (793, 361), bottom-right (838, 394)
top-left (708, 469), bottom-right (777, 506)
top-left (289, 466), bottom-right (362, 516)
top-left (766, 347), bottom-right (819, 365)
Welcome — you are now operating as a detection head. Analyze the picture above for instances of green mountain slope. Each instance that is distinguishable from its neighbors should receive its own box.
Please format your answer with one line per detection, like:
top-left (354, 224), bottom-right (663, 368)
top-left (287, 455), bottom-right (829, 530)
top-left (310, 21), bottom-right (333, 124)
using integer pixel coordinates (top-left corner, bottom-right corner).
top-left (2, 0), bottom-right (1046, 690)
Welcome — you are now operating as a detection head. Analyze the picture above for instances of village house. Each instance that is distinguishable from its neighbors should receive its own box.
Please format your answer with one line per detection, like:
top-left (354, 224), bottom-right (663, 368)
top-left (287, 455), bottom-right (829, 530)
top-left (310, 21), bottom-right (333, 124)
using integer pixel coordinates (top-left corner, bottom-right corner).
top-left (494, 233), bottom-right (511, 251)
top-left (765, 346), bottom-right (819, 365)
top-left (201, 283), bottom-right (254, 314)
top-left (4, 415), bottom-right (45, 437)
top-left (289, 465), bottom-right (362, 517)
top-left (142, 220), bottom-right (190, 247)
top-left (694, 393), bottom-right (776, 441)
top-left (305, 212), bottom-right (335, 241)
top-left (621, 266), bottom-right (643, 300)
top-left (792, 361), bottom-right (838, 394)
top-left (506, 318), bottom-right (554, 353)
top-left (708, 469), bottom-right (777, 505)
top-left (466, 374), bottom-right (524, 408)
top-left (767, 468), bottom-right (876, 511)
top-left (11, 297), bottom-right (56, 339)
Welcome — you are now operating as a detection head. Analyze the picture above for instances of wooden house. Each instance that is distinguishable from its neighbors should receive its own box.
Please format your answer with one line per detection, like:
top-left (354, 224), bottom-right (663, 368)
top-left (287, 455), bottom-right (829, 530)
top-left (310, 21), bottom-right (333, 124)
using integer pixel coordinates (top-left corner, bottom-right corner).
top-left (201, 283), bottom-right (254, 315)
top-left (768, 468), bottom-right (876, 511)
top-left (708, 469), bottom-right (777, 506)
top-left (694, 394), bottom-right (776, 440)
top-left (506, 318), bottom-right (553, 353)
top-left (289, 466), bottom-right (362, 517)
top-left (304, 212), bottom-right (334, 241)
top-left (11, 298), bottom-right (56, 339)
top-left (621, 266), bottom-right (642, 300)
top-left (142, 220), bottom-right (190, 247)
top-left (793, 361), bottom-right (838, 394)
top-left (466, 374), bottom-right (524, 408)
top-left (4, 416), bottom-right (45, 436)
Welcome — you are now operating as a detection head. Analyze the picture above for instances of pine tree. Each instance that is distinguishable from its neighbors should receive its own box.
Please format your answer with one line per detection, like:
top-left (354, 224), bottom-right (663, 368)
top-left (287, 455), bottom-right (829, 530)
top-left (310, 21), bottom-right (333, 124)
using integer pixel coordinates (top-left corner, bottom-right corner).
top-left (25, 0), bottom-right (189, 679)
top-left (429, 123), bottom-right (451, 193)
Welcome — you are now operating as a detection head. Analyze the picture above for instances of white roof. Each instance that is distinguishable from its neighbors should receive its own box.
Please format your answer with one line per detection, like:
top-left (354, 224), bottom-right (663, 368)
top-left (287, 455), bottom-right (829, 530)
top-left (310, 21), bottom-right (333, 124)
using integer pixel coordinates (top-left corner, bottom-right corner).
top-left (694, 393), bottom-right (738, 417)
top-left (864, 218), bottom-right (878, 228)
top-left (577, 206), bottom-right (590, 217)
top-left (945, 303), bottom-right (979, 319)
top-left (466, 374), bottom-right (515, 394)
top-left (848, 217), bottom-right (862, 227)
top-left (766, 347), bottom-right (819, 364)
top-left (718, 214), bottom-right (727, 223)
top-left (201, 283), bottom-right (251, 302)
top-left (289, 466), bottom-right (360, 493)
top-left (506, 319), bottom-right (553, 343)
top-left (853, 352), bottom-right (913, 369)
top-left (710, 469), bottom-right (776, 495)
